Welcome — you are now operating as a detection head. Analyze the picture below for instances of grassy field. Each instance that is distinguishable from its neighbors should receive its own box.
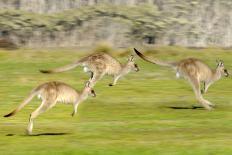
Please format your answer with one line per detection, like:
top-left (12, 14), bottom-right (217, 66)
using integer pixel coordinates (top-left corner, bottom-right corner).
top-left (0, 47), bottom-right (231, 155)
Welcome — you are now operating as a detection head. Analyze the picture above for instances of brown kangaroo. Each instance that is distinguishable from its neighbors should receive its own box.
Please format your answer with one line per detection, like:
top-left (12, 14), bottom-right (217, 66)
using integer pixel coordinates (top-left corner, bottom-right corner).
top-left (40, 53), bottom-right (139, 87)
top-left (134, 48), bottom-right (229, 110)
top-left (4, 81), bottom-right (96, 135)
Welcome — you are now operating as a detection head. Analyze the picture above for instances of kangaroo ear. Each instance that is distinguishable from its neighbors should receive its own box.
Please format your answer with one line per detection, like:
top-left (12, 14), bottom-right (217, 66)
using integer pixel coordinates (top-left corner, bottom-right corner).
top-left (216, 59), bottom-right (220, 66)
top-left (220, 60), bottom-right (224, 66)
top-left (85, 81), bottom-right (91, 87)
top-left (128, 55), bottom-right (134, 61)
top-left (216, 59), bottom-right (224, 67)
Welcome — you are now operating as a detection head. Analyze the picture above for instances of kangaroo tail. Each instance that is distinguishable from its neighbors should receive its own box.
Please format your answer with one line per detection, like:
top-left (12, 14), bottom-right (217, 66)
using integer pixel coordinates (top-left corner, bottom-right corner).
top-left (40, 60), bottom-right (82, 74)
top-left (134, 48), bottom-right (177, 68)
top-left (4, 88), bottom-right (39, 117)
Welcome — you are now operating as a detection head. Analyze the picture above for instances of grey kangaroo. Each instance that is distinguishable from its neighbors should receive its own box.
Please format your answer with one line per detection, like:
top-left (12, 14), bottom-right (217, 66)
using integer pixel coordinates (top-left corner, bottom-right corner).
top-left (4, 81), bottom-right (96, 135)
top-left (134, 48), bottom-right (229, 110)
top-left (40, 52), bottom-right (139, 87)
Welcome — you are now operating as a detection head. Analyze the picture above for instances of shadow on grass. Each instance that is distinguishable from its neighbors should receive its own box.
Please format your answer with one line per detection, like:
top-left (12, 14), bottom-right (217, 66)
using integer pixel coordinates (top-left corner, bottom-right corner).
top-left (31, 132), bottom-right (70, 136)
top-left (6, 132), bottom-right (70, 137)
top-left (167, 105), bottom-right (204, 110)
top-left (6, 134), bottom-right (15, 136)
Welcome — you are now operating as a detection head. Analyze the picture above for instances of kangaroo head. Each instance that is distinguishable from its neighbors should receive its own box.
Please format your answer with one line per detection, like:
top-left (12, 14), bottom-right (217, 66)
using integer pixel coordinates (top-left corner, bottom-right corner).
top-left (216, 60), bottom-right (229, 77)
top-left (126, 55), bottom-right (139, 72)
top-left (84, 81), bottom-right (96, 97)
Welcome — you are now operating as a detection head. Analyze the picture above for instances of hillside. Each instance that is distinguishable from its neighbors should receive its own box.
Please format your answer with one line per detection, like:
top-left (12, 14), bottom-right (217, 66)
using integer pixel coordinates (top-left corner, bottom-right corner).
top-left (0, 0), bottom-right (231, 48)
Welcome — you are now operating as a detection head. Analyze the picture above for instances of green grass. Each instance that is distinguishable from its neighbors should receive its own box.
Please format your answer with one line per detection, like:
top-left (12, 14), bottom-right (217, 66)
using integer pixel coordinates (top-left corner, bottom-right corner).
top-left (0, 47), bottom-right (232, 155)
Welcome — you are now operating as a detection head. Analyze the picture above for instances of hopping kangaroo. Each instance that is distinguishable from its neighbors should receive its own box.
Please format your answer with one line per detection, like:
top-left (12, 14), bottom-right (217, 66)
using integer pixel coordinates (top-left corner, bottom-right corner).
top-left (40, 53), bottom-right (139, 87)
top-left (134, 48), bottom-right (229, 110)
top-left (4, 81), bottom-right (96, 135)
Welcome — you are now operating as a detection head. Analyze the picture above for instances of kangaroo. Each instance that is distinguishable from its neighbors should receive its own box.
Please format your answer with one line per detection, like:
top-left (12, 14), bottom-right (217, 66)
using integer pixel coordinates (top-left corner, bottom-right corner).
top-left (134, 48), bottom-right (229, 110)
top-left (40, 52), bottom-right (139, 87)
top-left (4, 81), bottom-right (96, 135)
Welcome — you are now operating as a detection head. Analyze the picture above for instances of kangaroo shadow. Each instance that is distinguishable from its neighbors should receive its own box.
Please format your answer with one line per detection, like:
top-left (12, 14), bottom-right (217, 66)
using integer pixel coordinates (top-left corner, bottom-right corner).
top-left (30, 132), bottom-right (70, 136)
top-left (167, 105), bottom-right (204, 110)
top-left (6, 132), bottom-right (70, 137)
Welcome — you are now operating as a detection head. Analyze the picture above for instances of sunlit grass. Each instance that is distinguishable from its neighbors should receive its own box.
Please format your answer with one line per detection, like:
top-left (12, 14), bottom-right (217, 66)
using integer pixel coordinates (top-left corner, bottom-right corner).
top-left (0, 46), bottom-right (231, 155)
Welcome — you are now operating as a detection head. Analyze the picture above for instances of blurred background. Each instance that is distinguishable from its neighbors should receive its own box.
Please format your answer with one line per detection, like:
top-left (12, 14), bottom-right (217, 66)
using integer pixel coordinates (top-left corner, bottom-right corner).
top-left (0, 0), bottom-right (232, 49)
top-left (1, 1), bottom-right (232, 155)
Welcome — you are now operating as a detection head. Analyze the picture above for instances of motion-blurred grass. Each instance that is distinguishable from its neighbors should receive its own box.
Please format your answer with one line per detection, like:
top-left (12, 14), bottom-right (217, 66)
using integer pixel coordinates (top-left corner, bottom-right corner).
top-left (0, 47), bottom-right (232, 155)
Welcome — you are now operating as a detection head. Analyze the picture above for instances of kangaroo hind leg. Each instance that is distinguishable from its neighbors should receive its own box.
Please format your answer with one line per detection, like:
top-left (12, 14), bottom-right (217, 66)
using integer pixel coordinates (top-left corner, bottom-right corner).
top-left (26, 99), bottom-right (56, 135)
top-left (89, 72), bottom-right (105, 87)
top-left (188, 77), bottom-right (213, 110)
